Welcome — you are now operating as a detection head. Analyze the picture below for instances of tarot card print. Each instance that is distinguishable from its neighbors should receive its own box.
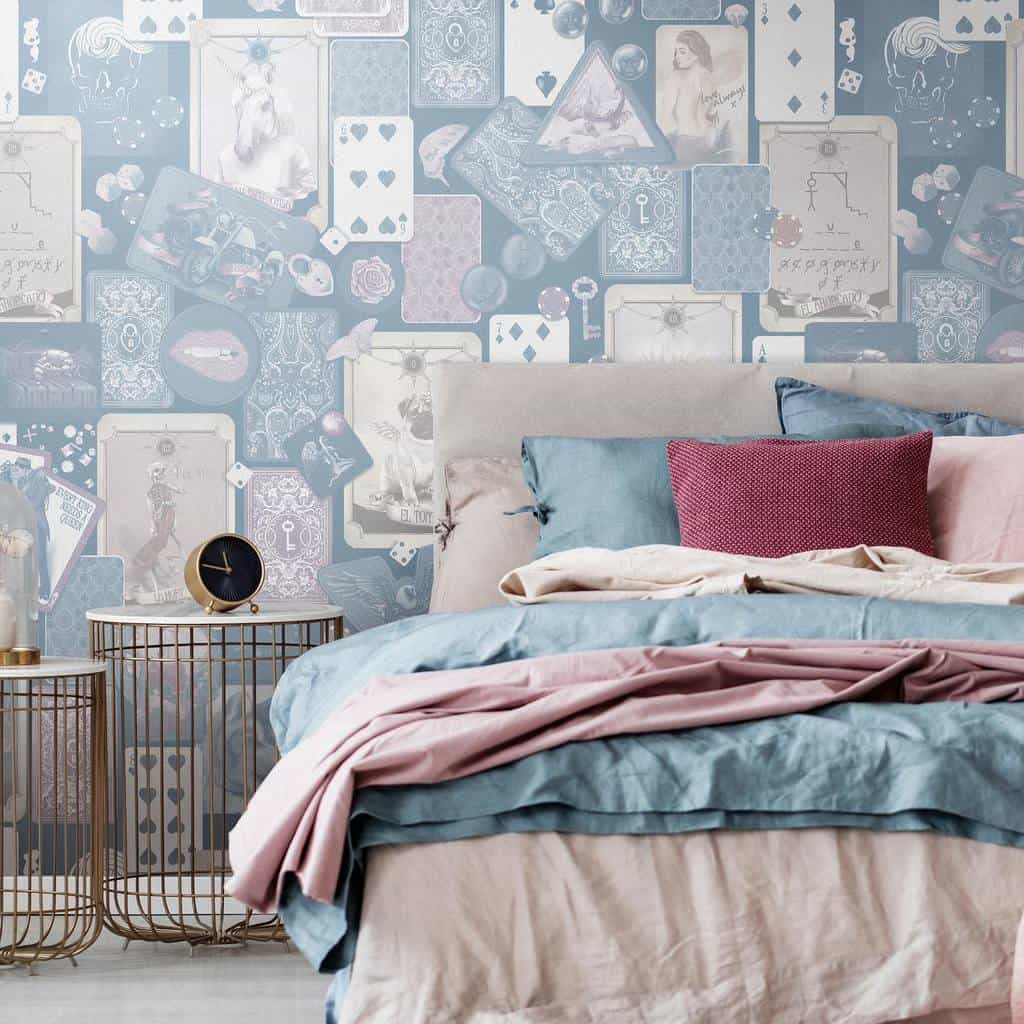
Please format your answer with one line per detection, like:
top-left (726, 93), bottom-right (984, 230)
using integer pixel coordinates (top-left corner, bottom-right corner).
top-left (604, 285), bottom-right (742, 362)
top-left (903, 272), bottom-right (990, 363)
top-left (401, 196), bottom-right (481, 324)
top-left (281, 413), bottom-right (373, 498)
top-left (333, 118), bottom-right (414, 246)
top-left (312, 0), bottom-right (409, 38)
top-left (1008, 22), bottom-right (1024, 176)
top-left (0, 117), bottom-right (82, 322)
top-left (864, 4), bottom-right (982, 158)
top-left (330, 40), bottom-right (410, 125)
top-left (450, 99), bottom-right (617, 261)
top-left (344, 332), bottom-right (481, 548)
top-left (690, 164), bottom-right (771, 293)
top-left (0, 325), bottom-right (99, 409)
top-left (805, 323), bottom-right (918, 363)
top-left (124, 0), bottom-right (203, 42)
top-left (245, 311), bottom-right (339, 462)
top-left (655, 25), bottom-right (748, 168)
top-left (300, 0), bottom-right (392, 12)
top-left (96, 414), bottom-right (235, 604)
top-left (523, 45), bottom-right (674, 166)
top-left (125, 747), bottom-right (199, 871)
top-left (759, 118), bottom-right (899, 330)
top-left (190, 20), bottom-right (329, 220)
top-left (318, 549), bottom-right (433, 633)
top-left (128, 168), bottom-right (320, 313)
top-left (87, 273), bottom-right (175, 409)
top-left (245, 471), bottom-right (330, 601)
top-left (489, 316), bottom-right (571, 362)
top-left (46, 556), bottom-right (125, 658)
top-left (943, 166), bottom-right (1024, 301)
top-left (755, 0), bottom-right (835, 122)
top-left (601, 167), bottom-right (688, 278)
top-left (504, 0), bottom-right (583, 108)
top-left (939, 0), bottom-right (1017, 41)
top-left (412, 0), bottom-right (500, 108)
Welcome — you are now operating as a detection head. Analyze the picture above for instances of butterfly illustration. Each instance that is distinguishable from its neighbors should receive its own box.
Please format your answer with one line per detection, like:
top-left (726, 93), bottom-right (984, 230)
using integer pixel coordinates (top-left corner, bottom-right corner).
top-left (326, 318), bottom-right (377, 362)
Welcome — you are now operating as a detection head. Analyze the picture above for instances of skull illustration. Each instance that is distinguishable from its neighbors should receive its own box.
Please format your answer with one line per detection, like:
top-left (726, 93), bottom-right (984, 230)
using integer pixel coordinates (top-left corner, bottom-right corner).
top-left (884, 17), bottom-right (969, 124)
top-left (67, 17), bottom-right (153, 123)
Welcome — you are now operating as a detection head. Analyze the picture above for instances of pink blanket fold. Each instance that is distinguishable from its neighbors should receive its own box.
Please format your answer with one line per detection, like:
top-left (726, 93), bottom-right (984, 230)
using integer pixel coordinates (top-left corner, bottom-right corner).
top-left (226, 639), bottom-right (1024, 914)
top-left (1014, 912), bottom-right (1024, 1024)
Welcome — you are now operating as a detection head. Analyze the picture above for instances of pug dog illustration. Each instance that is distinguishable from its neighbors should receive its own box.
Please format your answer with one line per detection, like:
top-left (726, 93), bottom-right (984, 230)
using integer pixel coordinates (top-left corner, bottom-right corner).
top-left (370, 392), bottom-right (433, 507)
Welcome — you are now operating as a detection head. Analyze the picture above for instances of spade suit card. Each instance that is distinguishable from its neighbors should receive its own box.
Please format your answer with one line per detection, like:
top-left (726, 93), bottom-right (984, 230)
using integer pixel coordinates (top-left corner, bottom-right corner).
top-left (333, 117), bottom-right (414, 246)
top-left (939, 0), bottom-right (1017, 41)
top-left (755, 0), bottom-right (835, 122)
top-left (124, 0), bottom-right (204, 42)
top-left (504, 0), bottom-right (583, 108)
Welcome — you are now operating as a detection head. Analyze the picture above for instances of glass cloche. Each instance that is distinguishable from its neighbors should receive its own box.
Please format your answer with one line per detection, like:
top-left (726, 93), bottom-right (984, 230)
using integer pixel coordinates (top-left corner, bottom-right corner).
top-left (0, 480), bottom-right (40, 665)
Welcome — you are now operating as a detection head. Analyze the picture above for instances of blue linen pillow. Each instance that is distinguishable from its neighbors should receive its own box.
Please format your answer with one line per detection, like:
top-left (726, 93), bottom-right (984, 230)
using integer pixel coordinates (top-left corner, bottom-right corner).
top-left (775, 376), bottom-right (1024, 438)
top-left (519, 427), bottom-right (891, 558)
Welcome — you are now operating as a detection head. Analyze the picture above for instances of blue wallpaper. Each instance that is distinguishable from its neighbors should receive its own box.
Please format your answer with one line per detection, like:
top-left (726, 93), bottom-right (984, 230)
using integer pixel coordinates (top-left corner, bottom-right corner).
top-left (0, 0), bottom-right (1022, 643)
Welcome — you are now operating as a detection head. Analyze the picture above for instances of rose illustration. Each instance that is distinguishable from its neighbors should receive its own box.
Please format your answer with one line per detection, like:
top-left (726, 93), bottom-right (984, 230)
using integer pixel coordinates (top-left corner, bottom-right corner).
top-left (350, 256), bottom-right (396, 306)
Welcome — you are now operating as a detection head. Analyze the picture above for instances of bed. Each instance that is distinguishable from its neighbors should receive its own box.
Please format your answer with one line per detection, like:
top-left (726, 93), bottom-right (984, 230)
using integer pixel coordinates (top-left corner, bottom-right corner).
top-left (228, 364), bottom-right (1024, 1024)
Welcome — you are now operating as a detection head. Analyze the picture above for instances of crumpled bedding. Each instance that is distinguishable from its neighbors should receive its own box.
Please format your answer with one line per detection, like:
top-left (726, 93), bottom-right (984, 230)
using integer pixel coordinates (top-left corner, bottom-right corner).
top-left (499, 544), bottom-right (1024, 606)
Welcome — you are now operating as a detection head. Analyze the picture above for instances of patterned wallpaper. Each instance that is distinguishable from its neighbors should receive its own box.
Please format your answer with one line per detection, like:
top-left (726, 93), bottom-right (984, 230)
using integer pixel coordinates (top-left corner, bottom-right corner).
top-left (0, 0), bottom-right (1022, 646)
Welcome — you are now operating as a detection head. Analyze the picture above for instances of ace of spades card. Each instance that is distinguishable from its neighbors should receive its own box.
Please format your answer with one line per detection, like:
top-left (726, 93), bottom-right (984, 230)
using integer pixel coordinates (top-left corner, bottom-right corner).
top-left (503, 0), bottom-right (583, 108)
top-left (333, 117), bottom-right (414, 247)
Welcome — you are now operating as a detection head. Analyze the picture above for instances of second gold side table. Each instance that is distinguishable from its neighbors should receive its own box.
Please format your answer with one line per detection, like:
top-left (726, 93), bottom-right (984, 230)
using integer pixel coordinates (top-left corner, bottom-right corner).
top-left (88, 602), bottom-right (343, 949)
top-left (1, 657), bottom-right (106, 971)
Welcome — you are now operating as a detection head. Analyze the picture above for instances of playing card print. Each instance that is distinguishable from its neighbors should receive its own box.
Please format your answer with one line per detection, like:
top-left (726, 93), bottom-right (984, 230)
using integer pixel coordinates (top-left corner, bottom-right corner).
top-left (504, 0), bottom-right (583, 108)
top-left (939, 0), bottom-right (1017, 41)
top-left (245, 470), bottom-right (331, 601)
top-left (489, 315), bottom-right (571, 363)
top-left (333, 117), bottom-right (414, 247)
top-left (755, 0), bottom-right (835, 122)
top-left (124, 0), bottom-right (204, 42)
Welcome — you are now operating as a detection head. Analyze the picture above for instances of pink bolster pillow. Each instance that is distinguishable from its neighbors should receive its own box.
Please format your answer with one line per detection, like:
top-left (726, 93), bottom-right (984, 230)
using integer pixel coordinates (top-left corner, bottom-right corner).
top-left (666, 432), bottom-right (937, 559)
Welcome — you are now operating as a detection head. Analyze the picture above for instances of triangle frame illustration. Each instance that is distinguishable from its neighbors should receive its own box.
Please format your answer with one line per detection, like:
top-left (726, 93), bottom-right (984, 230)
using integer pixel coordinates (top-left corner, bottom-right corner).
top-left (521, 43), bottom-right (675, 166)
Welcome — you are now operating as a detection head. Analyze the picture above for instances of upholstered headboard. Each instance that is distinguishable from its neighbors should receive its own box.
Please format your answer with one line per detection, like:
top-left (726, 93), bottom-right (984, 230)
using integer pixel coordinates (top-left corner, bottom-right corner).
top-left (431, 362), bottom-right (1024, 532)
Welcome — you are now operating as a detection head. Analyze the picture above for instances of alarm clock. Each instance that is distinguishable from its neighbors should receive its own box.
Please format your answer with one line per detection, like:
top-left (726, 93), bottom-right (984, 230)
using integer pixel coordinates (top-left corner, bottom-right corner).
top-left (183, 533), bottom-right (265, 613)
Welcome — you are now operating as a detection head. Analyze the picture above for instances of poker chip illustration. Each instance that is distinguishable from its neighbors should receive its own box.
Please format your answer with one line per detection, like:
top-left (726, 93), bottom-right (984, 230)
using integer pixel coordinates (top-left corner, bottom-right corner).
top-left (771, 215), bottom-right (803, 249)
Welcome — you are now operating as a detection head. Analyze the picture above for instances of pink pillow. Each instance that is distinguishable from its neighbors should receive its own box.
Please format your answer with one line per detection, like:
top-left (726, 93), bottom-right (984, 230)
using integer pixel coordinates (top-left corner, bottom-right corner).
top-left (929, 435), bottom-right (1024, 563)
top-left (665, 432), bottom-right (937, 558)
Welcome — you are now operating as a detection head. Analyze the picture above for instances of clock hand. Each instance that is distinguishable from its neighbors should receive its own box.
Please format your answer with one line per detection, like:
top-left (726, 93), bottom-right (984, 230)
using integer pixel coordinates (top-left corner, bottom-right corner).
top-left (200, 562), bottom-right (233, 574)
top-left (222, 548), bottom-right (232, 572)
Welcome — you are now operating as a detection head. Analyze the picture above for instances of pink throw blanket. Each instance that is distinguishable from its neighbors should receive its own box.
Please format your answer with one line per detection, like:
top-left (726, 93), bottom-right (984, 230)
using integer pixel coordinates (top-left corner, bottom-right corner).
top-left (1014, 912), bottom-right (1024, 1024)
top-left (227, 639), bottom-right (1024, 914)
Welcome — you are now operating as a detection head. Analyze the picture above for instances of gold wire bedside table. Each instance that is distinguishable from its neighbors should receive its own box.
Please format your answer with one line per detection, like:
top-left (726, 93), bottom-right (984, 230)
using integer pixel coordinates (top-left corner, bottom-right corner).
top-left (88, 602), bottom-right (343, 950)
top-left (1, 657), bottom-right (107, 972)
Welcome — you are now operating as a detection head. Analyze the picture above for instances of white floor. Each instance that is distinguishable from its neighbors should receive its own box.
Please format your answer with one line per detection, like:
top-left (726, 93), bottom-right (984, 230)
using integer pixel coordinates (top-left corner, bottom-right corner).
top-left (0, 930), bottom-right (330, 1024)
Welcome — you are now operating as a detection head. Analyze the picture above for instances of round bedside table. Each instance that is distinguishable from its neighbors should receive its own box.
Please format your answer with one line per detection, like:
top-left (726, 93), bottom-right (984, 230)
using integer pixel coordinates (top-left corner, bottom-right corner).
top-left (87, 602), bottom-right (343, 949)
top-left (0, 657), bottom-right (107, 972)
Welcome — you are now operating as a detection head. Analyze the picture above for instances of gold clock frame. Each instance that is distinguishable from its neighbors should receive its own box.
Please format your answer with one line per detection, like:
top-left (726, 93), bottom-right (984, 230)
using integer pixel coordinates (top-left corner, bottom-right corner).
top-left (183, 533), bottom-right (265, 614)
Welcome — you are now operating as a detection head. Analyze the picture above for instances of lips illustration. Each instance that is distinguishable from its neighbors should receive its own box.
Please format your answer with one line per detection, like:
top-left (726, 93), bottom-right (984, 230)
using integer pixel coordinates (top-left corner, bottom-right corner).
top-left (169, 329), bottom-right (249, 383)
top-left (985, 329), bottom-right (1024, 363)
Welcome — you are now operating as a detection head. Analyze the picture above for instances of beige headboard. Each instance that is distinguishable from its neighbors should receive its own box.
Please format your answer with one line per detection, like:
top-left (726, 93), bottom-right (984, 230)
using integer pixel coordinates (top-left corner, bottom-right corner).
top-left (431, 362), bottom-right (1024, 530)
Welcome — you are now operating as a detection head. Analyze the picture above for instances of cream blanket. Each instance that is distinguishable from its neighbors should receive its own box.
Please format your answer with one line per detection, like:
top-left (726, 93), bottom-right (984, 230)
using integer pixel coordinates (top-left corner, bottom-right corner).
top-left (500, 544), bottom-right (1024, 606)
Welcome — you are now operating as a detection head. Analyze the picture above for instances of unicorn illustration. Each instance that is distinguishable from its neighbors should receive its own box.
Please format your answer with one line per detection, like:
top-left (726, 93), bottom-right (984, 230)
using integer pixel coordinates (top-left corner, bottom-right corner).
top-left (218, 63), bottom-right (315, 201)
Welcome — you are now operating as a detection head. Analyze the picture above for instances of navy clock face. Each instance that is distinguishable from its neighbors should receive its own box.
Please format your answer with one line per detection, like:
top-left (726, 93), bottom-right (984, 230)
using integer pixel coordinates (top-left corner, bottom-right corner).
top-left (197, 536), bottom-right (263, 604)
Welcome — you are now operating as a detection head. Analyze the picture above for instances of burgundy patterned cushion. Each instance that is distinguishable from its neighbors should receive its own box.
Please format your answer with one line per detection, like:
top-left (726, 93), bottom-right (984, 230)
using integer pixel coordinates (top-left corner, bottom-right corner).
top-left (665, 432), bottom-right (937, 558)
